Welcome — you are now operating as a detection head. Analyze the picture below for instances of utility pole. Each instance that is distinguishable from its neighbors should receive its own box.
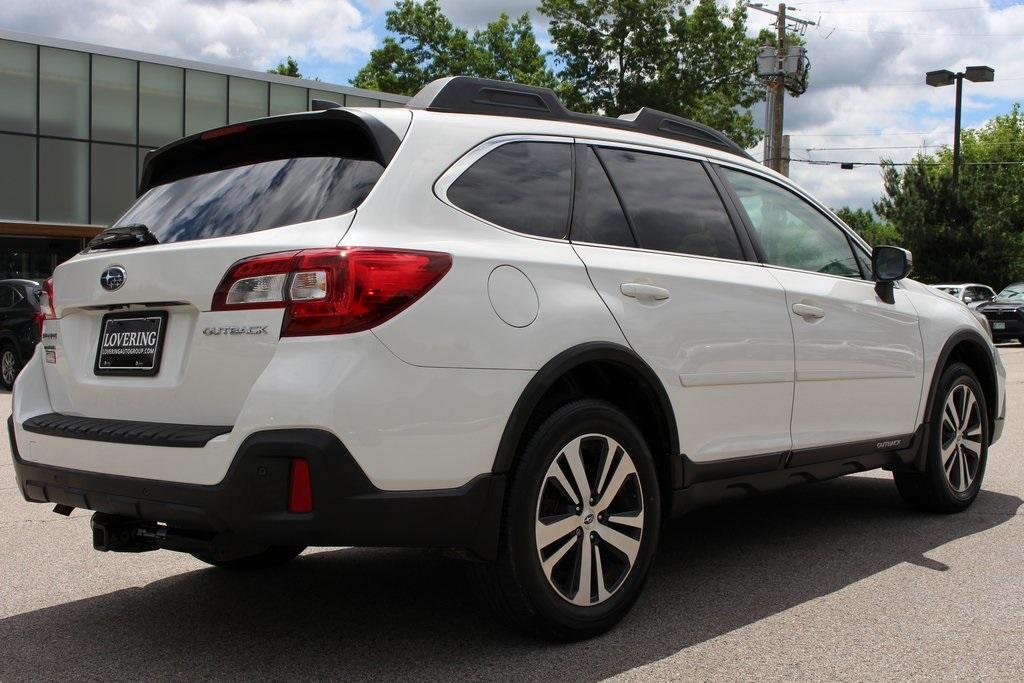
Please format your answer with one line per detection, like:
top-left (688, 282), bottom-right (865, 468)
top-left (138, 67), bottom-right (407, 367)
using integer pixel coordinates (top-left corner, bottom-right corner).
top-left (770, 3), bottom-right (786, 173)
top-left (749, 3), bottom-right (814, 175)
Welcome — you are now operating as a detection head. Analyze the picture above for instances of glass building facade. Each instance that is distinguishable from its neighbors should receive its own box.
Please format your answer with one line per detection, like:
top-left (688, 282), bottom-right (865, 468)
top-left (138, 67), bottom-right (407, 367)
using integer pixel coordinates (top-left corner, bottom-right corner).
top-left (0, 29), bottom-right (406, 280)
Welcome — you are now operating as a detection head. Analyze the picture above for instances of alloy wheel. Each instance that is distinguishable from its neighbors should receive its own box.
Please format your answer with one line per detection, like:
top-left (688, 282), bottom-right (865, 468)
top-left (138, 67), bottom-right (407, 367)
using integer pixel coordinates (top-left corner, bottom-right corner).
top-left (941, 383), bottom-right (983, 493)
top-left (534, 434), bottom-right (644, 607)
top-left (1, 350), bottom-right (15, 386)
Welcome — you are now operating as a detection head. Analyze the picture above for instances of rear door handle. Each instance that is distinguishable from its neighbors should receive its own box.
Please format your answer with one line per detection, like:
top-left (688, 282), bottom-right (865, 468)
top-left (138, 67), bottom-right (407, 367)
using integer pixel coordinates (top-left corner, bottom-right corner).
top-left (792, 303), bottom-right (825, 320)
top-left (621, 283), bottom-right (671, 301)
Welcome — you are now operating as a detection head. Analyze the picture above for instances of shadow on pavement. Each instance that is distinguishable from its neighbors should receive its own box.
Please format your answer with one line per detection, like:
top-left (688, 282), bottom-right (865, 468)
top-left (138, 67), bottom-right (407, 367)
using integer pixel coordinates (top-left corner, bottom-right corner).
top-left (1, 475), bottom-right (1019, 681)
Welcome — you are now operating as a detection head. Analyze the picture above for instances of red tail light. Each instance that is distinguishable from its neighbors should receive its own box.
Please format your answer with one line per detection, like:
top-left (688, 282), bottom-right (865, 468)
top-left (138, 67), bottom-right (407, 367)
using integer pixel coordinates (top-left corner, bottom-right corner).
top-left (287, 458), bottom-right (313, 514)
top-left (40, 277), bottom-right (56, 322)
top-left (212, 247), bottom-right (452, 336)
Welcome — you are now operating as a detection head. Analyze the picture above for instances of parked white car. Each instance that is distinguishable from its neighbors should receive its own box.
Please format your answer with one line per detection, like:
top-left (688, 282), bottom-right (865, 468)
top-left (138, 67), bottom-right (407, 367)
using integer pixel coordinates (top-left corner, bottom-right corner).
top-left (10, 77), bottom-right (1005, 639)
top-left (933, 283), bottom-right (996, 308)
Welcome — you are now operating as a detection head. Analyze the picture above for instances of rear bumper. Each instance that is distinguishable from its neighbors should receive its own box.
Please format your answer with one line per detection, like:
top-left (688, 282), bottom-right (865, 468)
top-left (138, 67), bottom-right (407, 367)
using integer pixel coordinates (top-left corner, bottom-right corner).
top-left (9, 418), bottom-right (505, 560)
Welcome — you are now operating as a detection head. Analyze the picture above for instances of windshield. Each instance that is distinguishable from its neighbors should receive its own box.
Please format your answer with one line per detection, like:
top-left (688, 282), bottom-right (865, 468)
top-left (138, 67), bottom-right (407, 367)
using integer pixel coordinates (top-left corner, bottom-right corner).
top-left (994, 286), bottom-right (1024, 302)
top-left (110, 156), bottom-right (383, 244)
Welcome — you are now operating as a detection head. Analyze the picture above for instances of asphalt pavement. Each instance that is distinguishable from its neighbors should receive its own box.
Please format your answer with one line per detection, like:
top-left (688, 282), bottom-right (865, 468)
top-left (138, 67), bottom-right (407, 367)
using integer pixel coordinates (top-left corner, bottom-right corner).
top-left (2, 348), bottom-right (1023, 681)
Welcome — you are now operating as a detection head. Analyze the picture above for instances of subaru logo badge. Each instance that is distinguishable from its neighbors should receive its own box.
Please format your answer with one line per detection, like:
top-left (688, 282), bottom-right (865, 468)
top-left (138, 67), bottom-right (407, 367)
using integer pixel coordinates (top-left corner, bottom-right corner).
top-left (100, 266), bottom-right (126, 291)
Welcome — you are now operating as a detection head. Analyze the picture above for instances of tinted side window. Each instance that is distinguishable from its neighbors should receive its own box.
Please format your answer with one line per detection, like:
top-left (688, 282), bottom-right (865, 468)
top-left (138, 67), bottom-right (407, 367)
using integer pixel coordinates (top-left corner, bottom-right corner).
top-left (447, 141), bottom-right (572, 239)
top-left (0, 287), bottom-right (13, 307)
top-left (570, 146), bottom-right (635, 247)
top-left (721, 168), bottom-right (861, 278)
top-left (597, 148), bottom-right (742, 260)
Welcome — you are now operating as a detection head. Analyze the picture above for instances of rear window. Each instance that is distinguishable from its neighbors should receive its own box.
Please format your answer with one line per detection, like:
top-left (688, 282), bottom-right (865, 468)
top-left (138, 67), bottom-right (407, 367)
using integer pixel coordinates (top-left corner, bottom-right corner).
top-left (113, 156), bottom-right (382, 244)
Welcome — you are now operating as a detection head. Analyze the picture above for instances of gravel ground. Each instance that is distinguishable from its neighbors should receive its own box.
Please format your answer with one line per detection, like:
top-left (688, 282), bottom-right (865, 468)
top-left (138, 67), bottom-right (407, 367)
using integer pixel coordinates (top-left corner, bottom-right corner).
top-left (1, 347), bottom-right (1022, 681)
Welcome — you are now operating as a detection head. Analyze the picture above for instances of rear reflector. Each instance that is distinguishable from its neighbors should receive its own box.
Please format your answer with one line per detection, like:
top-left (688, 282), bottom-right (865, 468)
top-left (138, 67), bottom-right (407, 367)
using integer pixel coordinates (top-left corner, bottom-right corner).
top-left (212, 247), bottom-right (452, 336)
top-left (288, 458), bottom-right (313, 514)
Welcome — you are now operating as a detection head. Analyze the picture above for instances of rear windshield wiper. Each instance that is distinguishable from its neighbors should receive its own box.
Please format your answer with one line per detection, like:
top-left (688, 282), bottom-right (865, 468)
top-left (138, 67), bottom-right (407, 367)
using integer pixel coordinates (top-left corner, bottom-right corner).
top-left (87, 224), bottom-right (160, 251)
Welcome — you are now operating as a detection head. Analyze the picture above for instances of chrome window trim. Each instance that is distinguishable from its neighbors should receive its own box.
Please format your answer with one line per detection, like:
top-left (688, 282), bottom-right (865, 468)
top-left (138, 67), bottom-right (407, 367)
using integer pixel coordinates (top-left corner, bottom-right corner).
top-left (435, 133), bottom-right (760, 266)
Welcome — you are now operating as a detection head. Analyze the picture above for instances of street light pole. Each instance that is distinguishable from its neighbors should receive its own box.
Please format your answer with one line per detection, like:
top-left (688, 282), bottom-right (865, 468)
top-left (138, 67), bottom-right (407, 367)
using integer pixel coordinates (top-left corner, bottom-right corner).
top-left (926, 65), bottom-right (995, 186)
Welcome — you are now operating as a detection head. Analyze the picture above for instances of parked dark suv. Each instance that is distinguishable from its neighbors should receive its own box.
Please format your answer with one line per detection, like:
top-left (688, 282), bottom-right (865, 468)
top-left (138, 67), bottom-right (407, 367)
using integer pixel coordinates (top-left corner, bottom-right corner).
top-left (0, 279), bottom-right (42, 389)
top-left (976, 283), bottom-right (1024, 344)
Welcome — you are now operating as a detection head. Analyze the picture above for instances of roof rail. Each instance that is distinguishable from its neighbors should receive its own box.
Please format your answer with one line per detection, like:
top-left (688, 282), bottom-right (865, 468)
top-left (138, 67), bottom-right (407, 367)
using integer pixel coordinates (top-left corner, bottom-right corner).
top-left (405, 76), bottom-right (753, 160)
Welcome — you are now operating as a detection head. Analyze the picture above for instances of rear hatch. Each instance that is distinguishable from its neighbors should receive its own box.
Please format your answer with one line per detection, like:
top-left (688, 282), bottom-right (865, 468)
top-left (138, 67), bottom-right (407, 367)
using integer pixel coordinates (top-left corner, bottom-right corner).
top-left (42, 110), bottom-right (400, 426)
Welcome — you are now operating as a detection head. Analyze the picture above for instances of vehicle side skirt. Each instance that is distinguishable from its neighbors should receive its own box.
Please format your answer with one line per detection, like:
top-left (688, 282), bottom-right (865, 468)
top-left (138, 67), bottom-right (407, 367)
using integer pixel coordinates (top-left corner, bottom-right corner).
top-left (671, 429), bottom-right (921, 517)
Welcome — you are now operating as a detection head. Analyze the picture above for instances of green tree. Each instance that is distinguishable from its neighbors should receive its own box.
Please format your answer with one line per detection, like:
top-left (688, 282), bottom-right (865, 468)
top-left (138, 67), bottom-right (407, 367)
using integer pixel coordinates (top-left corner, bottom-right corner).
top-left (539, 0), bottom-right (773, 148)
top-left (268, 56), bottom-right (302, 78)
top-left (875, 103), bottom-right (1024, 285)
top-left (833, 206), bottom-right (901, 246)
top-left (351, 0), bottom-right (556, 94)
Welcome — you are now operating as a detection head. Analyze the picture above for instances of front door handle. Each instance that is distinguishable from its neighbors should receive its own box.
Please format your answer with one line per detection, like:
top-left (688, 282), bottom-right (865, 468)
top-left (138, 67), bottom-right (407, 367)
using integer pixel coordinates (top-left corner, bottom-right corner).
top-left (621, 282), bottom-right (671, 301)
top-left (792, 303), bottom-right (825, 320)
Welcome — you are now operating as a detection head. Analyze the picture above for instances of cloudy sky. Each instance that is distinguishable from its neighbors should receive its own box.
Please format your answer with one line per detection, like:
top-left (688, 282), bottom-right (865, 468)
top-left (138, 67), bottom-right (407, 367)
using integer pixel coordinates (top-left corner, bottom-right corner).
top-left (3, 0), bottom-right (1022, 210)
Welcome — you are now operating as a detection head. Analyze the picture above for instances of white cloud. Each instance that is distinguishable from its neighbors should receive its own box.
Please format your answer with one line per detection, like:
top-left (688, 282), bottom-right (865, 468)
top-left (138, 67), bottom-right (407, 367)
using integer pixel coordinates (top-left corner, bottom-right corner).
top-left (0, 0), bottom-right (376, 71)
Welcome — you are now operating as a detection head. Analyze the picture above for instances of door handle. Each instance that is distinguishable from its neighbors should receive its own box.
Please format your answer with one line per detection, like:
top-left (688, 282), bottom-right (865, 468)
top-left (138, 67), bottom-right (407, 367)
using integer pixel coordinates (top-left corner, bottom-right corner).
top-left (621, 282), bottom-right (671, 301)
top-left (792, 303), bottom-right (825, 320)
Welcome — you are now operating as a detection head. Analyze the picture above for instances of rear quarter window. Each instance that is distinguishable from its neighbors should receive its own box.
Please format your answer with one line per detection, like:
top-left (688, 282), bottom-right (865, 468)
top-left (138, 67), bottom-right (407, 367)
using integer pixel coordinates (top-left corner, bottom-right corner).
top-left (446, 141), bottom-right (572, 239)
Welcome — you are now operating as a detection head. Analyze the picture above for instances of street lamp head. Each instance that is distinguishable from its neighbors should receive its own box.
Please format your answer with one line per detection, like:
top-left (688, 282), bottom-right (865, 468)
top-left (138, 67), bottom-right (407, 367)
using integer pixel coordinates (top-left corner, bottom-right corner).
top-left (964, 65), bottom-right (995, 83)
top-left (926, 69), bottom-right (956, 87)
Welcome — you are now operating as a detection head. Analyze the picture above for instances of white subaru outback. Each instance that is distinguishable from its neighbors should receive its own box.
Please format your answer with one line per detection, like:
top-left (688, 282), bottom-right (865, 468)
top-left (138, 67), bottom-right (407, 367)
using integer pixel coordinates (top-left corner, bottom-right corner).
top-left (10, 77), bottom-right (1005, 639)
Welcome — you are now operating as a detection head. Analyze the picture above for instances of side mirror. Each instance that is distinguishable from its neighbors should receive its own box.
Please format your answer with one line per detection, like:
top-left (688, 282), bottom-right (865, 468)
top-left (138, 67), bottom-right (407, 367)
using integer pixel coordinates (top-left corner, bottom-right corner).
top-left (963, 296), bottom-right (975, 304)
top-left (872, 246), bottom-right (912, 282)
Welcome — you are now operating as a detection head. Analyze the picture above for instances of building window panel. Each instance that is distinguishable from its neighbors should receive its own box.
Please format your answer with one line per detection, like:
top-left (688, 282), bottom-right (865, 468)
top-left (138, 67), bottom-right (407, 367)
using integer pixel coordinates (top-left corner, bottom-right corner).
top-left (0, 134), bottom-right (36, 220)
top-left (229, 77), bottom-right (268, 123)
top-left (269, 83), bottom-right (307, 115)
top-left (345, 94), bottom-right (380, 107)
top-left (92, 55), bottom-right (137, 144)
top-left (139, 63), bottom-right (183, 147)
top-left (0, 40), bottom-right (37, 134)
top-left (91, 143), bottom-right (137, 225)
top-left (40, 47), bottom-right (89, 139)
top-left (186, 70), bottom-right (227, 135)
top-left (309, 89), bottom-right (344, 109)
top-left (39, 138), bottom-right (88, 224)
top-left (379, 99), bottom-right (405, 108)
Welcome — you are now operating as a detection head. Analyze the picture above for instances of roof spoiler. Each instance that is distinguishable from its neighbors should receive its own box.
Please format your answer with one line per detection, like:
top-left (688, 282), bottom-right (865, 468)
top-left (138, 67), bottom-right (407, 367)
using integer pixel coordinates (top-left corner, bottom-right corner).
top-left (138, 108), bottom-right (402, 195)
top-left (406, 76), bottom-right (752, 160)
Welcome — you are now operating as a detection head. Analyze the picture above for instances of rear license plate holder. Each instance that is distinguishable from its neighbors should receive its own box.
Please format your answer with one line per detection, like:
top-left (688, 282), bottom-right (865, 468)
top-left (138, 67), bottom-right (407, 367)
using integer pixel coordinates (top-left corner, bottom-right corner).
top-left (992, 321), bottom-right (1006, 330)
top-left (95, 311), bottom-right (168, 376)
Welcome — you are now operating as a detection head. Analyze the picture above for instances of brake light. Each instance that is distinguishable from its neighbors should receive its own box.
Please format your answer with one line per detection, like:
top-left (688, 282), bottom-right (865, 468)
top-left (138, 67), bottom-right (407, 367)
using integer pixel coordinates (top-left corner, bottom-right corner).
top-left (212, 248), bottom-right (452, 336)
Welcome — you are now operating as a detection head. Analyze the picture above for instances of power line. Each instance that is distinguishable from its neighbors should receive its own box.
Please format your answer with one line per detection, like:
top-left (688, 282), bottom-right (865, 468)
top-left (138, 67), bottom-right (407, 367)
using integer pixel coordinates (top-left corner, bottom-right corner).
top-left (789, 132), bottom-right (949, 137)
top-left (791, 159), bottom-right (1024, 167)
top-left (822, 26), bottom-right (1024, 37)
top-left (819, 5), bottom-right (991, 14)
top-left (805, 141), bottom-right (1024, 151)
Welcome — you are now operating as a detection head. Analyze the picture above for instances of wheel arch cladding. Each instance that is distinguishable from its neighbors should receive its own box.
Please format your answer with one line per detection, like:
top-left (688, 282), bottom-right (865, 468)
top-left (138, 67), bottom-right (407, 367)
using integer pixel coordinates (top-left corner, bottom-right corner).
top-left (930, 330), bottom-right (999, 436)
top-left (492, 342), bottom-right (681, 499)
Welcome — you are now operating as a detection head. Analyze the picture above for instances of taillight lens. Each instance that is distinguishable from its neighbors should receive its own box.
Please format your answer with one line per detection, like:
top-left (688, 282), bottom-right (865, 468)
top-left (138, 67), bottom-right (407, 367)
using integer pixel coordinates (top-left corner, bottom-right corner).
top-left (212, 247), bottom-right (452, 336)
top-left (40, 277), bottom-right (56, 320)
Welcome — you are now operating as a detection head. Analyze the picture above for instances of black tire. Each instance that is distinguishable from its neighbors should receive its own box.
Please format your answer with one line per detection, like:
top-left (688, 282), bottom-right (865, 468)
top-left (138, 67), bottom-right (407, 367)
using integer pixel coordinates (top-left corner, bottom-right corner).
top-left (0, 344), bottom-right (20, 390)
top-left (472, 399), bottom-right (661, 640)
top-left (894, 363), bottom-right (988, 513)
top-left (191, 545), bottom-right (305, 570)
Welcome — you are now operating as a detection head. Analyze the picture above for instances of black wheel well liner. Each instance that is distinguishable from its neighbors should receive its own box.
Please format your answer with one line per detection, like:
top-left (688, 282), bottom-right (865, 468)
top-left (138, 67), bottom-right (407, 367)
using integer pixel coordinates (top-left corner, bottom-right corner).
top-left (915, 329), bottom-right (999, 468)
top-left (492, 342), bottom-right (681, 495)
